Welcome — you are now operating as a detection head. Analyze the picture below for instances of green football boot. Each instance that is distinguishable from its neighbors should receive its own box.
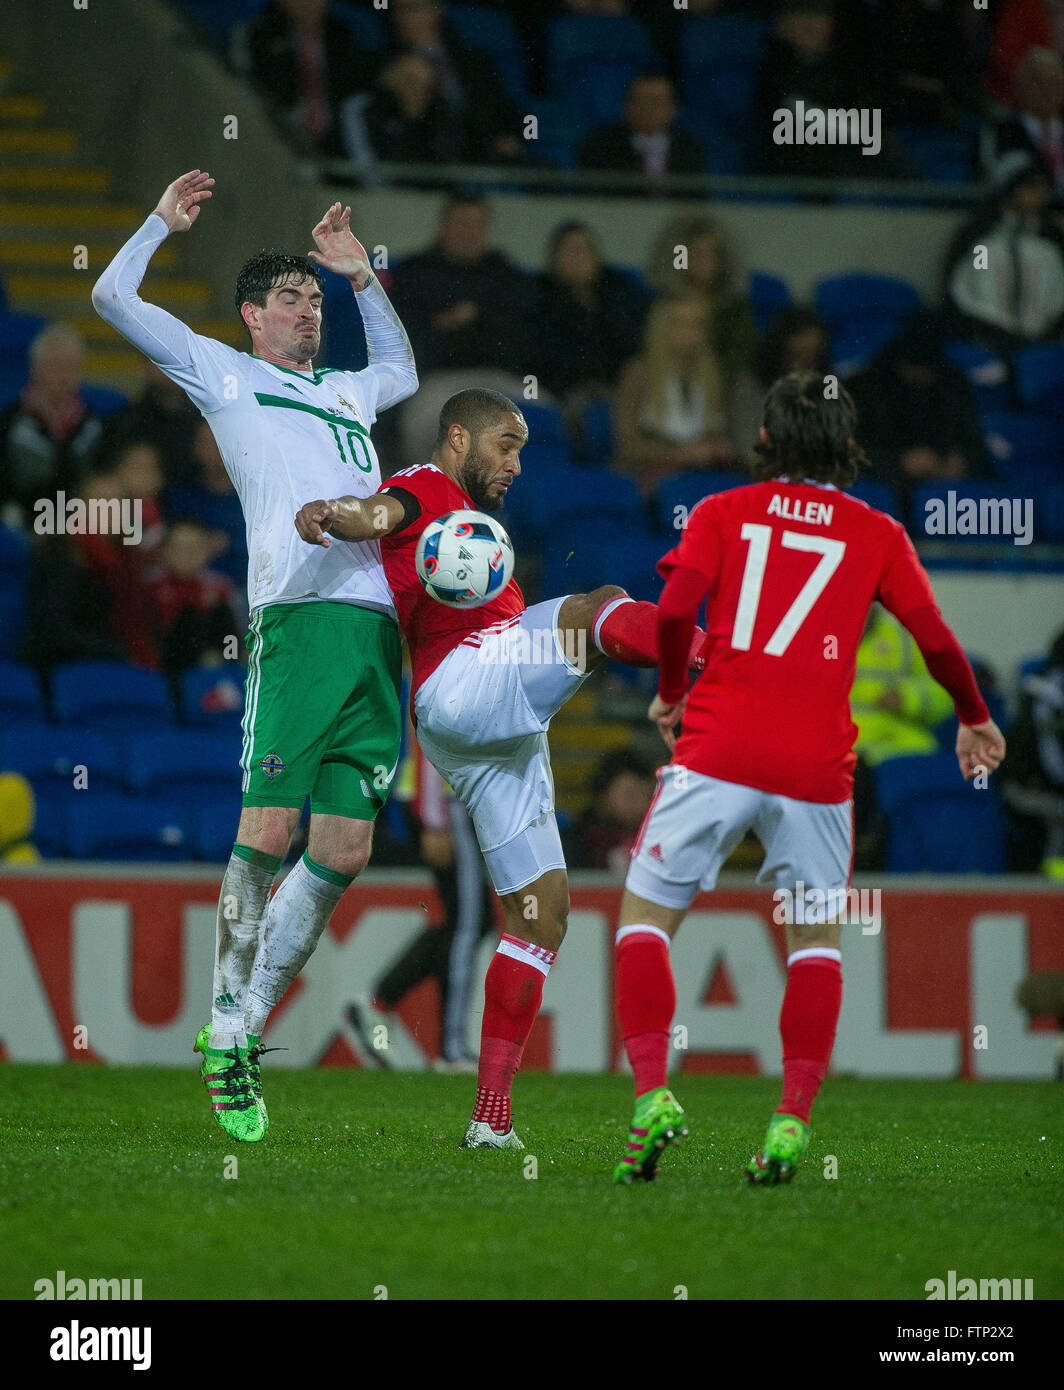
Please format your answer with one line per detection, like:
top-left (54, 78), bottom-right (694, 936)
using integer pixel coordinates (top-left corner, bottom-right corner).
top-left (612, 1086), bottom-right (688, 1185)
top-left (246, 1033), bottom-right (268, 1133)
top-left (193, 1024), bottom-right (265, 1143)
top-left (746, 1112), bottom-right (809, 1186)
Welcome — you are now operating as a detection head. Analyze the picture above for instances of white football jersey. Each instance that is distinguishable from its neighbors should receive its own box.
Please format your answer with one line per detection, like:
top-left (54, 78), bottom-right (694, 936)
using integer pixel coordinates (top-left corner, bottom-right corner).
top-left (93, 215), bottom-right (418, 615)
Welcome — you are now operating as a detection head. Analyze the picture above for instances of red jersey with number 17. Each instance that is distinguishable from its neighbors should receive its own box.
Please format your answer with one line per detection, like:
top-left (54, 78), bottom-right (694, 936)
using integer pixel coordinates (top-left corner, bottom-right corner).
top-left (378, 463), bottom-right (524, 693)
top-left (661, 479), bottom-right (941, 803)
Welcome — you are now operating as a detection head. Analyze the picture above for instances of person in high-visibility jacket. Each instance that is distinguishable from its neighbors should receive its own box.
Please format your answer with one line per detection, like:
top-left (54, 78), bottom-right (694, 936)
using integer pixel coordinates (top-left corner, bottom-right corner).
top-left (0, 773), bottom-right (40, 863)
top-left (851, 605), bottom-right (954, 764)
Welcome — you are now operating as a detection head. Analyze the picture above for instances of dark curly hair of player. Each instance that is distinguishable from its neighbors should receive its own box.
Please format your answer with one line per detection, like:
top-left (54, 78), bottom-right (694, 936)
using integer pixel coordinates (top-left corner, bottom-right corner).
top-left (750, 369), bottom-right (868, 488)
top-left (234, 251), bottom-right (325, 319)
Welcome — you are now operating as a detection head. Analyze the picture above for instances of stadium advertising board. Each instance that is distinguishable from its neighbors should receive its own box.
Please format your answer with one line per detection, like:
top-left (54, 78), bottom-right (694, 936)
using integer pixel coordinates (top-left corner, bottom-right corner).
top-left (1, 870), bottom-right (1060, 1079)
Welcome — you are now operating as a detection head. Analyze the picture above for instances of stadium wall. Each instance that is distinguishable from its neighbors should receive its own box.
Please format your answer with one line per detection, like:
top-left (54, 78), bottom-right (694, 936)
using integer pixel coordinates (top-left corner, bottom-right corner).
top-left (2, 866), bottom-right (1060, 1080)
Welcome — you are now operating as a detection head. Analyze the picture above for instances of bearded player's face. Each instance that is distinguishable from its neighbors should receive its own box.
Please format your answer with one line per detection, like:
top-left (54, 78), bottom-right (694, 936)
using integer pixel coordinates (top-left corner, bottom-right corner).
top-left (459, 414), bottom-right (527, 511)
top-left (259, 274), bottom-right (323, 362)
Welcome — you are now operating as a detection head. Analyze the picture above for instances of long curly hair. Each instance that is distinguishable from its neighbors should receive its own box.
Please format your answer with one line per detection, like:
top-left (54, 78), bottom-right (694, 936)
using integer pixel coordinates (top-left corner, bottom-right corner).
top-left (751, 370), bottom-right (867, 487)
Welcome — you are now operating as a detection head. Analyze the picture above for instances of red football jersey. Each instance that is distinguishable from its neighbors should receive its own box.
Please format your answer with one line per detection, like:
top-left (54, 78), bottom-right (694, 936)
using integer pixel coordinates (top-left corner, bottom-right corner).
top-left (660, 480), bottom-right (939, 803)
top-left (379, 463), bottom-right (524, 693)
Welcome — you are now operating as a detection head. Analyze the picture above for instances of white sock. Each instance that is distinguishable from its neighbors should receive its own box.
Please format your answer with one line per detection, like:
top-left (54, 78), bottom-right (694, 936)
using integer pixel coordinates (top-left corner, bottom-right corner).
top-left (209, 850), bottom-right (279, 1050)
top-left (244, 853), bottom-right (351, 1039)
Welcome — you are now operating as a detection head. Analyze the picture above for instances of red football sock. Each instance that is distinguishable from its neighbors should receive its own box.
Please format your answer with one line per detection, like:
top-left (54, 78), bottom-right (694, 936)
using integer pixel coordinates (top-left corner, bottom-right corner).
top-left (473, 933), bottom-right (555, 1133)
top-left (594, 595), bottom-right (705, 670)
top-left (776, 951), bottom-right (843, 1125)
top-left (615, 925), bottom-right (675, 1097)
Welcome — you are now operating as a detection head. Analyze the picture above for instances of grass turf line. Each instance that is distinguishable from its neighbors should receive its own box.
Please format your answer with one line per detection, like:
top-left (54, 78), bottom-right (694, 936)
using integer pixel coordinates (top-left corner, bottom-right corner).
top-left (1, 1067), bottom-right (1060, 1301)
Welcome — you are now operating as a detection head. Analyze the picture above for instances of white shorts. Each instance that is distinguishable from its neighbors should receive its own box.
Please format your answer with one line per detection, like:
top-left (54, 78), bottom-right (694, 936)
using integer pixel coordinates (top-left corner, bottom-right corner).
top-left (626, 765), bottom-right (853, 915)
top-left (414, 597), bottom-right (591, 894)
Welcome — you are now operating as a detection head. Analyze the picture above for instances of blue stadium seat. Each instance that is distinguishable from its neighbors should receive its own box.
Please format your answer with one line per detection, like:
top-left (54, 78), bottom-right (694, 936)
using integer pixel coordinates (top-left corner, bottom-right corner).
top-left (849, 478), bottom-right (901, 518)
top-left (332, 1), bottom-right (388, 51)
top-left (910, 481), bottom-right (1028, 545)
top-left (1038, 484), bottom-right (1064, 543)
top-left (541, 516), bottom-right (662, 601)
top-left (524, 97), bottom-right (592, 170)
top-left (52, 662), bottom-right (174, 732)
top-left (546, 14), bottom-right (659, 124)
top-left (657, 470), bottom-right (745, 532)
top-left (874, 753), bottom-right (1004, 872)
top-left (0, 362), bottom-right (27, 410)
top-left (188, 798), bottom-right (243, 862)
top-left (893, 122), bottom-right (976, 182)
top-left (504, 463), bottom-right (645, 545)
top-left (80, 385), bottom-right (127, 418)
top-left (31, 792), bottom-right (68, 857)
top-left (944, 340), bottom-right (1010, 414)
top-left (516, 398), bottom-right (572, 451)
top-left (815, 274), bottom-right (921, 332)
top-left (1017, 654), bottom-right (1046, 683)
top-left (0, 724), bottom-right (123, 797)
top-left (677, 16), bottom-right (768, 169)
top-left (0, 524), bottom-right (28, 582)
top-left (179, 668), bottom-right (246, 731)
top-left (0, 579), bottom-right (26, 658)
top-left (65, 793), bottom-right (189, 862)
top-left (176, 0), bottom-right (266, 44)
top-left (1014, 343), bottom-right (1064, 410)
top-left (447, 5), bottom-right (529, 99)
top-left (0, 660), bottom-right (42, 725)
top-left (123, 730), bottom-right (243, 804)
top-left (829, 320), bottom-right (908, 378)
top-left (581, 399), bottom-right (615, 465)
top-left (747, 271), bottom-right (793, 336)
top-left (981, 409), bottom-right (1064, 487)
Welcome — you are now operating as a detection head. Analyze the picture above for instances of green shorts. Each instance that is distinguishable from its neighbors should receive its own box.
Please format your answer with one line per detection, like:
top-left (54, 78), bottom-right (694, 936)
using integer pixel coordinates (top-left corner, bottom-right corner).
top-left (240, 601), bottom-right (402, 820)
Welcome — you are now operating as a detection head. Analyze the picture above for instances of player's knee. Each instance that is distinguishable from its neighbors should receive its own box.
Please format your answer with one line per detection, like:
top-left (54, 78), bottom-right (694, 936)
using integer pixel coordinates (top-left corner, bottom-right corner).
top-left (583, 585), bottom-right (627, 620)
top-left (237, 806), bottom-right (298, 861)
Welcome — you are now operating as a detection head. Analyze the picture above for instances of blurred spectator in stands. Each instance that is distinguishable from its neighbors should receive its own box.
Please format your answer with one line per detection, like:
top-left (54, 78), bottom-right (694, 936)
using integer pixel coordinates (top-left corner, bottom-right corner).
top-left (163, 420), bottom-right (248, 595)
top-left (380, 0), bottom-right (525, 164)
top-left (646, 214), bottom-right (758, 379)
top-left (850, 0), bottom-right (984, 130)
top-left (532, 221), bottom-right (648, 414)
top-left (390, 194), bottom-right (535, 464)
top-left (562, 748), bottom-right (656, 874)
top-left (942, 150), bottom-right (1064, 352)
top-left (614, 295), bottom-right (735, 495)
top-left (757, 0), bottom-right (915, 178)
top-left (19, 471), bottom-right (127, 673)
top-left (358, 53), bottom-right (468, 169)
top-left (112, 439), bottom-right (166, 558)
top-left (985, 47), bottom-right (1064, 191)
top-left (753, 305), bottom-right (832, 387)
top-left (578, 74), bottom-right (707, 187)
top-left (985, 0), bottom-right (1056, 106)
top-left (102, 360), bottom-right (201, 490)
top-left (148, 519), bottom-right (239, 681)
top-left (852, 605), bottom-right (955, 764)
top-left (729, 304), bottom-right (834, 462)
top-left (0, 773), bottom-right (40, 864)
top-left (1002, 626), bottom-right (1064, 878)
top-left (0, 323), bottom-right (103, 526)
top-left (848, 311), bottom-right (987, 506)
top-left (233, 0), bottom-right (372, 158)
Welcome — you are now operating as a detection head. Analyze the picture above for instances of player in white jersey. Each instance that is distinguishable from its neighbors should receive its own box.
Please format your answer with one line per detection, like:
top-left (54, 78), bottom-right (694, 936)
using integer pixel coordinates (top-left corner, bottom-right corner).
top-left (92, 170), bottom-right (418, 1141)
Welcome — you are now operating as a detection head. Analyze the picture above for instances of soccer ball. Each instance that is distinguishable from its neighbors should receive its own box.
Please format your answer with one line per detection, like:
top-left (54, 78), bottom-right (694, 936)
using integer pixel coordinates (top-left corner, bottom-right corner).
top-left (415, 509), bottom-right (515, 608)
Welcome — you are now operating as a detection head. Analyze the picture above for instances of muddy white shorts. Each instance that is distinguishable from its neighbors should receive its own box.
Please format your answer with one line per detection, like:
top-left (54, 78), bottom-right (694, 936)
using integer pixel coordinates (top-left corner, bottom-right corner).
top-left (626, 764), bottom-right (853, 916)
top-left (413, 597), bottom-right (591, 894)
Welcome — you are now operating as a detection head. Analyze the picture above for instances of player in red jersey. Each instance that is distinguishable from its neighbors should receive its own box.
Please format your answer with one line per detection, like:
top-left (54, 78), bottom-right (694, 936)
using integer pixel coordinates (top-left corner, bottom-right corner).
top-left (295, 387), bottom-right (706, 1148)
top-left (610, 371), bottom-right (1006, 1186)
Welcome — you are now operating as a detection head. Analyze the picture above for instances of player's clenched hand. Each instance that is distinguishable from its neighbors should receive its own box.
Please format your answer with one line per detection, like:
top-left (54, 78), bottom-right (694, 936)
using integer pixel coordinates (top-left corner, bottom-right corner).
top-left (295, 499), bottom-right (342, 548)
top-left (956, 718), bottom-right (1006, 781)
top-left (649, 693), bottom-right (687, 752)
top-left (152, 169), bottom-right (214, 234)
top-left (307, 203), bottom-right (371, 289)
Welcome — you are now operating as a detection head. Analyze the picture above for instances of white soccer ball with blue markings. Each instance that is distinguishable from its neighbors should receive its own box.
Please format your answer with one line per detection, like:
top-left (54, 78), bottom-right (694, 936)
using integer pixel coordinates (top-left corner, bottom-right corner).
top-left (415, 509), bottom-right (515, 609)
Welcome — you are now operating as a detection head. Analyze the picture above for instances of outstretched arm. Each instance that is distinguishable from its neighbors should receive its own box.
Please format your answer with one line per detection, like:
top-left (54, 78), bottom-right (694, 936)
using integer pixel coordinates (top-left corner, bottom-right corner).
top-left (294, 491), bottom-right (409, 547)
top-left (307, 202), bottom-right (417, 411)
top-left (91, 170), bottom-right (220, 382)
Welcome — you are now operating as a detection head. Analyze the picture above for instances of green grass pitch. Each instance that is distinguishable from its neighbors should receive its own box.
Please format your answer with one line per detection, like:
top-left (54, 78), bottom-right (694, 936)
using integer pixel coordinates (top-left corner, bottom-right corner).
top-left (1, 1066), bottom-right (1060, 1301)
